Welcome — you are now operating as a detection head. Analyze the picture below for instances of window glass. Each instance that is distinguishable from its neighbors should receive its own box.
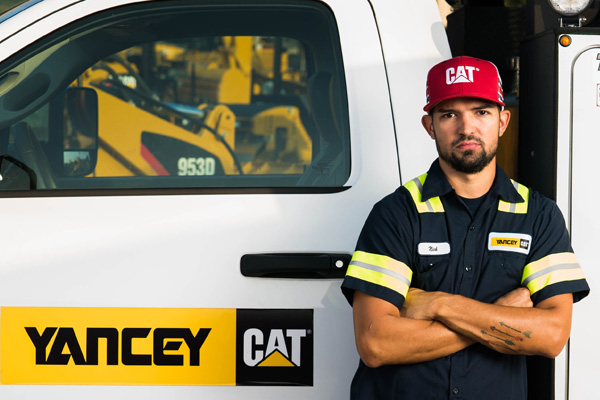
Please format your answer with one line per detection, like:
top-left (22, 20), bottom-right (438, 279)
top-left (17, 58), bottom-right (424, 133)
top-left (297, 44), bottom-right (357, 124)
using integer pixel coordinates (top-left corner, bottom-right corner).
top-left (0, 2), bottom-right (350, 193)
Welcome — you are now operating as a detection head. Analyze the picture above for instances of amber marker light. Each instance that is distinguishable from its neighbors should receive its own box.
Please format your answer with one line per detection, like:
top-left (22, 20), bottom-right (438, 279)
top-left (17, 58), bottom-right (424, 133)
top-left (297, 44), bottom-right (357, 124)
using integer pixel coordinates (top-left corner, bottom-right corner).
top-left (559, 35), bottom-right (572, 47)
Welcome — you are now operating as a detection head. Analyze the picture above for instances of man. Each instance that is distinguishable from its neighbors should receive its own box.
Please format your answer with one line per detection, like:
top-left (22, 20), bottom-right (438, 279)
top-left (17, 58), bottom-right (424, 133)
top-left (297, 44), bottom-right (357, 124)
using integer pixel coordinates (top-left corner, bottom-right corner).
top-left (340, 56), bottom-right (589, 399)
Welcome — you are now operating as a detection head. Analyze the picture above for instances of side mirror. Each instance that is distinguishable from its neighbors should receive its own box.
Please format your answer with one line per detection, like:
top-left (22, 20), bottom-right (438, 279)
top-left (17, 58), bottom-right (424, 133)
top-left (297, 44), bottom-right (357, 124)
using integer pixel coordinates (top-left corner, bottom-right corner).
top-left (50, 87), bottom-right (99, 177)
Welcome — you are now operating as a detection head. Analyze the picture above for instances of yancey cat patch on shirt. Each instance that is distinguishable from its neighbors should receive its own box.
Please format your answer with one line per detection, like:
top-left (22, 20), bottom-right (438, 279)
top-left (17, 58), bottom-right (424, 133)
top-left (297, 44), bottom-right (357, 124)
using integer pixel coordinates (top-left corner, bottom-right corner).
top-left (488, 232), bottom-right (531, 255)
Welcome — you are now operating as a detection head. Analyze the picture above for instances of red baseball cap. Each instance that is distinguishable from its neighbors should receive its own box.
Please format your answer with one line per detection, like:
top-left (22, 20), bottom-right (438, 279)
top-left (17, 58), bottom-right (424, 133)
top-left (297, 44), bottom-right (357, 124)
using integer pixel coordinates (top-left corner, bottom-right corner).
top-left (423, 56), bottom-right (504, 112)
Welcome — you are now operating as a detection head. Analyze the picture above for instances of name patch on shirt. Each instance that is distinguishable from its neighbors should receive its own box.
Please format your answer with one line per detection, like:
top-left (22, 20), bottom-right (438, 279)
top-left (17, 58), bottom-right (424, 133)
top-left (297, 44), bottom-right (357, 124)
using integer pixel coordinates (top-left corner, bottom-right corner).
top-left (488, 232), bottom-right (531, 255)
top-left (418, 242), bottom-right (451, 256)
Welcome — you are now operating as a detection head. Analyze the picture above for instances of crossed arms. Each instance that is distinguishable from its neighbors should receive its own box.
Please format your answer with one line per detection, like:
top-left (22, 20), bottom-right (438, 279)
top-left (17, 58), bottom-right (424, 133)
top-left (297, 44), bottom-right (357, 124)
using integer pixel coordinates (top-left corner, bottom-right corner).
top-left (352, 288), bottom-right (573, 368)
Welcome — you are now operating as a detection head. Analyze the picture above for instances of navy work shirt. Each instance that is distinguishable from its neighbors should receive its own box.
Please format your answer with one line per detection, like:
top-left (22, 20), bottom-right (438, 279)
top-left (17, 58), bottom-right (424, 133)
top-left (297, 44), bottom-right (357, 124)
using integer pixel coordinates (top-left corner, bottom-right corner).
top-left (341, 159), bottom-right (589, 400)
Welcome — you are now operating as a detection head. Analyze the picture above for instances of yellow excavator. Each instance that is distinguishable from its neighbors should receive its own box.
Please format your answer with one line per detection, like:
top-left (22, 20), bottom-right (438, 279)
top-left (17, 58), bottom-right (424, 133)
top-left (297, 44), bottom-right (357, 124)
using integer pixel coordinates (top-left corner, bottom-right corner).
top-left (73, 36), bottom-right (312, 179)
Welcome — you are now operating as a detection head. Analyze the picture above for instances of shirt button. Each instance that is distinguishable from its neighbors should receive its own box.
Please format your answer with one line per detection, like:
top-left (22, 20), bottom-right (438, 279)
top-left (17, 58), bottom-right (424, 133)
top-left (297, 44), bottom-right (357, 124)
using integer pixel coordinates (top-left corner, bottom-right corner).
top-left (453, 388), bottom-right (459, 395)
top-left (465, 265), bottom-right (472, 272)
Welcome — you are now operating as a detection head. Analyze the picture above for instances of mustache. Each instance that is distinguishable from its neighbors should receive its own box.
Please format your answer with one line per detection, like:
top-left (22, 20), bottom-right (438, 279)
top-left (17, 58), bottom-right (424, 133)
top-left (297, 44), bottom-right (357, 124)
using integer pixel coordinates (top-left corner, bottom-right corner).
top-left (452, 135), bottom-right (483, 147)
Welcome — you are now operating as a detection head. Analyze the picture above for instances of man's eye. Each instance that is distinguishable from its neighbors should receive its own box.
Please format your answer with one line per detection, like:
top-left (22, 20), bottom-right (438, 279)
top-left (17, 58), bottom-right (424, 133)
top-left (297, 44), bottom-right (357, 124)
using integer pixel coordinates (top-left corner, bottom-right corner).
top-left (441, 113), bottom-right (454, 119)
top-left (477, 110), bottom-right (490, 116)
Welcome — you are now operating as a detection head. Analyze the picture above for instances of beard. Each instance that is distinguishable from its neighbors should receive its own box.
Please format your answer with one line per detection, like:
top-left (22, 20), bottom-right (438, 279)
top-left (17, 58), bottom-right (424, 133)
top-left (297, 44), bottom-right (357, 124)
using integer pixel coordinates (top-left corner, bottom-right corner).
top-left (435, 134), bottom-right (498, 174)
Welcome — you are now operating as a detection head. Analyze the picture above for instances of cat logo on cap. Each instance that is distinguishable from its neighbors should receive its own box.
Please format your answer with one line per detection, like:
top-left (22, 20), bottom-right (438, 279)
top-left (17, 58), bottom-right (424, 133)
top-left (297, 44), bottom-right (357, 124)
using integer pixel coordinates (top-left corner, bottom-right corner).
top-left (446, 66), bottom-right (479, 84)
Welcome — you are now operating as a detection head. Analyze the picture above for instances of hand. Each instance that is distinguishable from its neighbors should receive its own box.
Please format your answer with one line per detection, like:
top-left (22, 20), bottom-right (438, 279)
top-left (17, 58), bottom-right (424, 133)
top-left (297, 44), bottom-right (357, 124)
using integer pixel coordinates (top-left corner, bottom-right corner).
top-left (400, 287), bottom-right (444, 321)
top-left (493, 287), bottom-right (533, 308)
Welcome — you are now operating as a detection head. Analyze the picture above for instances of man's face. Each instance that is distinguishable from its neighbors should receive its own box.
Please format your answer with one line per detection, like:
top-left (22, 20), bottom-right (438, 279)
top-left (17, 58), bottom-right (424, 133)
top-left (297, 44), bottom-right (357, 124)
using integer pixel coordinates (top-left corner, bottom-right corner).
top-left (421, 98), bottom-right (510, 174)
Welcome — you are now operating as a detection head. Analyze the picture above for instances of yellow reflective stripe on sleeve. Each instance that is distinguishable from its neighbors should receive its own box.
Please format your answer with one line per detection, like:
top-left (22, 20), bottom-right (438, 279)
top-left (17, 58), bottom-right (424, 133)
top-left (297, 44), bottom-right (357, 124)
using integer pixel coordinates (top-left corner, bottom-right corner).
top-left (403, 174), bottom-right (445, 213)
top-left (498, 180), bottom-right (529, 214)
top-left (521, 252), bottom-right (585, 295)
top-left (346, 251), bottom-right (413, 298)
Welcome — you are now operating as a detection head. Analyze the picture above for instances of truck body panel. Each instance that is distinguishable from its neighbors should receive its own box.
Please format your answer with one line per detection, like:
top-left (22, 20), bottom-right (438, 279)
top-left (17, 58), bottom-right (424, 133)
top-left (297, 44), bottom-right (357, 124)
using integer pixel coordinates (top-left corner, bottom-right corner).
top-left (557, 33), bottom-right (600, 399)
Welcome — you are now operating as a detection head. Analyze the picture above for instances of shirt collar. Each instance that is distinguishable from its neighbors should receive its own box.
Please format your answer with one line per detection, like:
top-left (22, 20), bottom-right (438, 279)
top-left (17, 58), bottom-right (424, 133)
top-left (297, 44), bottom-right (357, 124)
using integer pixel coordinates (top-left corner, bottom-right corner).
top-left (493, 165), bottom-right (525, 203)
top-left (421, 159), bottom-right (525, 204)
top-left (421, 159), bottom-right (453, 201)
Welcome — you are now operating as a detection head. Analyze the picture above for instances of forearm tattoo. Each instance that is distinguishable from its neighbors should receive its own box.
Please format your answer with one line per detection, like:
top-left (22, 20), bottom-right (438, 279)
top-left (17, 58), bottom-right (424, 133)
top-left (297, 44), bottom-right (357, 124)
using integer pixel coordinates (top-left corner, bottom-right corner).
top-left (480, 321), bottom-right (532, 350)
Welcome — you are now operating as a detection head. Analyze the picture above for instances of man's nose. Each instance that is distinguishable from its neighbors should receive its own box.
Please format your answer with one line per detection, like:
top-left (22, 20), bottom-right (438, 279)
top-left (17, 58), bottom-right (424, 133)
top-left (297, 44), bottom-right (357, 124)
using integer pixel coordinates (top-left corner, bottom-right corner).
top-left (458, 114), bottom-right (476, 135)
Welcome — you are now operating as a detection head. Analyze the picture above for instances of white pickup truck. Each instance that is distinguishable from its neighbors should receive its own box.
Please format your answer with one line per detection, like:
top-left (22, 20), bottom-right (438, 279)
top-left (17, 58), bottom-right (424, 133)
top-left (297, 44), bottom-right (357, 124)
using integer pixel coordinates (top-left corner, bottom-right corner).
top-left (0, 0), bottom-right (595, 399)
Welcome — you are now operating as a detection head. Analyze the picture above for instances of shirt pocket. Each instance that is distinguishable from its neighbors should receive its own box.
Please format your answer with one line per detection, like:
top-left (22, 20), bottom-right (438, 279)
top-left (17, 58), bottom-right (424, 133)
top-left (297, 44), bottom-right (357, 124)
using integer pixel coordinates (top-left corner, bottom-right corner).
top-left (414, 254), bottom-right (452, 292)
top-left (496, 251), bottom-right (527, 282)
top-left (485, 251), bottom-right (528, 301)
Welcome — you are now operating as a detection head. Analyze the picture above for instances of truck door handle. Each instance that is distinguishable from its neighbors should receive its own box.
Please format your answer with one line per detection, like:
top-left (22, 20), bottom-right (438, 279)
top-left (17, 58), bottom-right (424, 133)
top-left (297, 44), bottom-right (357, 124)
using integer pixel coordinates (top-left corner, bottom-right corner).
top-left (240, 253), bottom-right (351, 279)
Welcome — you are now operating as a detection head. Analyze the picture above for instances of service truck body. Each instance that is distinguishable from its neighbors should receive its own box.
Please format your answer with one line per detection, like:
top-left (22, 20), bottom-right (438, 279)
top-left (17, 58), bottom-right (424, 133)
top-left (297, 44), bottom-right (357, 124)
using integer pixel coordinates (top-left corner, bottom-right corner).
top-left (520, 27), bottom-right (600, 399)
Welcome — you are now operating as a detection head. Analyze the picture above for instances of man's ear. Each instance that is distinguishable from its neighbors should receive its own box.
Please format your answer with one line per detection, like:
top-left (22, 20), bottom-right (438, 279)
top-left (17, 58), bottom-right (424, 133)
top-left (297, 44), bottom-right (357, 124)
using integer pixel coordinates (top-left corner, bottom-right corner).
top-left (421, 114), bottom-right (435, 140)
top-left (498, 109), bottom-right (511, 138)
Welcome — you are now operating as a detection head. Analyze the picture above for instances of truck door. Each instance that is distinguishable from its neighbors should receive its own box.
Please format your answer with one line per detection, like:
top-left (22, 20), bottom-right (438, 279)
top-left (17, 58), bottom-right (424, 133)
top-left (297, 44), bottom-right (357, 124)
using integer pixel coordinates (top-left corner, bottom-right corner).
top-left (0, 0), bottom-right (410, 399)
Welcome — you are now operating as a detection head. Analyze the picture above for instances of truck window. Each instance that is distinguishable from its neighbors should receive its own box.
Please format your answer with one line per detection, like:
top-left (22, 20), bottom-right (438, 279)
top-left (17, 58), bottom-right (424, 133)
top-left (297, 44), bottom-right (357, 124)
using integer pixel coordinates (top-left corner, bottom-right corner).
top-left (0, 2), bottom-right (349, 194)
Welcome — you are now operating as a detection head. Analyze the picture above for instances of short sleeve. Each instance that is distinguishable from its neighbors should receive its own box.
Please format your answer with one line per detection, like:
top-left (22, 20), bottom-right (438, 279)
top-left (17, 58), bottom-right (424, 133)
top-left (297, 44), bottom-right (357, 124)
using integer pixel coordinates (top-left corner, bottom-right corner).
top-left (522, 194), bottom-right (589, 304)
top-left (341, 188), bottom-right (417, 311)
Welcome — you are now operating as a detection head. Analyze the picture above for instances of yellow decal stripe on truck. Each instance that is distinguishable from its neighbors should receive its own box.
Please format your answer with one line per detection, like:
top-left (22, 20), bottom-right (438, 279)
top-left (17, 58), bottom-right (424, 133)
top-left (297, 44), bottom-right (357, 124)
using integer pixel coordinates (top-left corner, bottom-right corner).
top-left (0, 307), bottom-right (314, 386)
